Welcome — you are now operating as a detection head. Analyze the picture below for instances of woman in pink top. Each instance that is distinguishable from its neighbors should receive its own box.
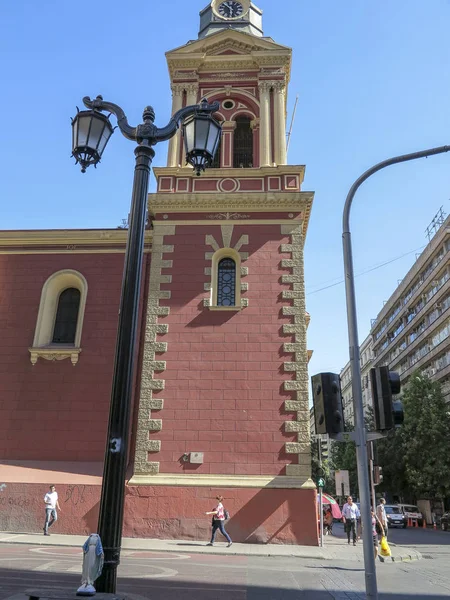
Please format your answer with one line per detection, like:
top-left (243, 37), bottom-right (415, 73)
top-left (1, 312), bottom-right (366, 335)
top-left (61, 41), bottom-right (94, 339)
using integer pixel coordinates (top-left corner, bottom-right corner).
top-left (371, 506), bottom-right (385, 559)
top-left (206, 495), bottom-right (232, 547)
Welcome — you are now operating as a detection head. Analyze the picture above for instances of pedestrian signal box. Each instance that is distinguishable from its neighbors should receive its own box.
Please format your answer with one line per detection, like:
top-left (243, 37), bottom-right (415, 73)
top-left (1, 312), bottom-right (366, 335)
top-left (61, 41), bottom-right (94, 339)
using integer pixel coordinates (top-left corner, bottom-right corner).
top-left (311, 372), bottom-right (344, 436)
top-left (370, 366), bottom-right (404, 431)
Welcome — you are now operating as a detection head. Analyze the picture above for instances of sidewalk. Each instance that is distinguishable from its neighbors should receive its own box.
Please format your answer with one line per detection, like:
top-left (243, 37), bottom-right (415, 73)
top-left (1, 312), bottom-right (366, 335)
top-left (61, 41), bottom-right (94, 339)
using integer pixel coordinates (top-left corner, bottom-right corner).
top-left (0, 531), bottom-right (421, 562)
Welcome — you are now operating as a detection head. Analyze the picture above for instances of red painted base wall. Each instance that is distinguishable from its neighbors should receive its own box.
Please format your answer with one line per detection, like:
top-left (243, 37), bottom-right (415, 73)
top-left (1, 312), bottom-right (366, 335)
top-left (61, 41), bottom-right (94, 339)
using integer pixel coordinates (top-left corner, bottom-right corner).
top-left (124, 485), bottom-right (318, 546)
top-left (0, 483), bottom-right (318, 546)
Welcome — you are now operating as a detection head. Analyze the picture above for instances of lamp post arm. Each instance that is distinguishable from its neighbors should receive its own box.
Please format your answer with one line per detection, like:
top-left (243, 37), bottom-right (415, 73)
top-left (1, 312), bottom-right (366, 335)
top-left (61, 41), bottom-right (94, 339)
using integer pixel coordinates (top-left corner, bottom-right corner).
top-left (154, 100), bottom-right (220, 143)
top-left (343, 145), bottom-right (450, 233)
top-left (83, 96), bottom-right (220, 146)
top-left (83, 95), bottom-right (138, 141)
top-left (342, 143), bottom-right (450, 600)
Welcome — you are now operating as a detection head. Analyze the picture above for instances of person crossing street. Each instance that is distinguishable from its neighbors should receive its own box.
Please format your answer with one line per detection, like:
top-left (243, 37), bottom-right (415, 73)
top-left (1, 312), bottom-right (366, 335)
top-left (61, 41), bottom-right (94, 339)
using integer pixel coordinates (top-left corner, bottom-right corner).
top-left (342, 496), bottom-right (360, 546)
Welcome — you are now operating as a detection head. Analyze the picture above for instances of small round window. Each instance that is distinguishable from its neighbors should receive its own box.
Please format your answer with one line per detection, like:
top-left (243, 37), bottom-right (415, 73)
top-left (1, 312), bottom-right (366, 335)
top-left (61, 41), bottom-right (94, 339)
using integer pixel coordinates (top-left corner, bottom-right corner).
top-left (222, 100), bottom-right (235, 110)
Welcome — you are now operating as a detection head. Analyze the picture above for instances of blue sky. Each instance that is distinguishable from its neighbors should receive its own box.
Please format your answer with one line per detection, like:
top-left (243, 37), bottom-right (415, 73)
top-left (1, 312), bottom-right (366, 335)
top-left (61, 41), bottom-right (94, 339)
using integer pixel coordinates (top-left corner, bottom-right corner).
top-left (1, 1), bottom-right (449, 375)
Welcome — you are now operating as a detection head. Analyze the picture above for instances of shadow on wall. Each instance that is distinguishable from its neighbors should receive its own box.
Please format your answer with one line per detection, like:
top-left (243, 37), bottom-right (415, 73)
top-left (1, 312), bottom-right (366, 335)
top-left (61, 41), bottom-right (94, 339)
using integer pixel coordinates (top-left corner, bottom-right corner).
top-left (225, 486), bottom-right (317, 546)
top-left (81, 501), bottom-right (100, 534)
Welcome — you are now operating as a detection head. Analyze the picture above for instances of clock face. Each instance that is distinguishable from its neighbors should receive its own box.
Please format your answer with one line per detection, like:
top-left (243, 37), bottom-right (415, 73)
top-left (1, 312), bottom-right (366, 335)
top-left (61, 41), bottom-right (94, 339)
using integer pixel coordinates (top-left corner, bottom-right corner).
top-left (218, 1), bottom-right (244, 19)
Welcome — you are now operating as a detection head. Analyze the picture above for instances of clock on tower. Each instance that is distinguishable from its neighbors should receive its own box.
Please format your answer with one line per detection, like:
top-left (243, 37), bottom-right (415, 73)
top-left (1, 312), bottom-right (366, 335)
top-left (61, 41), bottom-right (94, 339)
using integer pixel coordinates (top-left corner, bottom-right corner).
top-left (199, 0), bottom-right (262, 38)
top-left (212, 0), bottom-right (249, 20)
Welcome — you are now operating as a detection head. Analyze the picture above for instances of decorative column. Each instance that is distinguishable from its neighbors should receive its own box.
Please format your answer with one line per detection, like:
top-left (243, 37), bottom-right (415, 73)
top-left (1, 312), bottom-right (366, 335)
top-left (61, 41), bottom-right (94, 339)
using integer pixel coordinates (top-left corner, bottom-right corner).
top-left (167, 85), bottom-right (184, 167)
top-left (250, 118), bottom-right (260, 168)
top-left (181, 83), bottom-right (199, 167)
top-left (258, 81), bottom-right (272, 167)
top-left (221, 121), bottom-right (237, 168)
top-left (273, 81), bottom-right (287, 165)
top-left (185, 83), bottom-right (199, 106)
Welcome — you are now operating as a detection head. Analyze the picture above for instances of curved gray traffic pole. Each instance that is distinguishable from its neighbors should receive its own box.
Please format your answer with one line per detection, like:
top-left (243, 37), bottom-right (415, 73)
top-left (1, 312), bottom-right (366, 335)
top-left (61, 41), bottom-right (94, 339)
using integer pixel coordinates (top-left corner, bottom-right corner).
top-left (342, 145), bottom-right (450, 600)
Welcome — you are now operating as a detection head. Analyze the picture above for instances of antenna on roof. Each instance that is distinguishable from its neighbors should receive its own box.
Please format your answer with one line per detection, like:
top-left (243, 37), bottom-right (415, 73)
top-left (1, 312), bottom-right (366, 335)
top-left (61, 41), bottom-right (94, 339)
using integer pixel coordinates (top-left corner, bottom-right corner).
top-left (286, 94), bottom-right (299, 158)
top-left (425, 206), bottom-right (446, 242)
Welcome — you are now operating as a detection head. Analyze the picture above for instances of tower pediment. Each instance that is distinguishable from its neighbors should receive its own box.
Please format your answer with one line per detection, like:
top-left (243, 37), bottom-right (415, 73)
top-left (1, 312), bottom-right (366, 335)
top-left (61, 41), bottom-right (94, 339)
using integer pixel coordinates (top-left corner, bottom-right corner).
top-left (167, 29), bottom-right (290, 57)
top-left (166, 30), bottom-right (292, 81)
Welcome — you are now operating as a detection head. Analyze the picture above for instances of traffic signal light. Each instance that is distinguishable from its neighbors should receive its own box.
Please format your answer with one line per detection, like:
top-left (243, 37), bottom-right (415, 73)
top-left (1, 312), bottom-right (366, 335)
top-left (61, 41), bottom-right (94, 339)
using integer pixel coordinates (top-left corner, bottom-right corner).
top-left (320, 438), bottom-right (329, 460)
top-left (370, 366), bottom-right (404, 431)
top-left (374, 466), bottom-right (383, 485)
top-left (311, 372), bottom-right (344, 435)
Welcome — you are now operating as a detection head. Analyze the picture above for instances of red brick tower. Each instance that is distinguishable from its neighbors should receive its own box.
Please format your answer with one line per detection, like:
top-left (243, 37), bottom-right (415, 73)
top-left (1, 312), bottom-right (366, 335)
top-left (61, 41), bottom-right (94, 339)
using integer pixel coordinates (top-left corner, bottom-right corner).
top-left (126, 0), bottom-right (317, 545)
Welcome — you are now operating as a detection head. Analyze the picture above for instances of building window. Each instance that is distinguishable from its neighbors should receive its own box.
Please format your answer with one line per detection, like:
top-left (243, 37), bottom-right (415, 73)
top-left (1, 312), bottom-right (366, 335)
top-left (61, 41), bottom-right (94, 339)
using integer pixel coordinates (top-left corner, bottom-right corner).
top-left (29, 269), bottom-right (88, 366)
top-left (52, 288), bottom-right (81, 344)
top-left (208, 248), bottom-right (242, 310)
top-left (217, 258), bottom-right (236, 306)
top-left (233, 116), bottom-right (253, 168)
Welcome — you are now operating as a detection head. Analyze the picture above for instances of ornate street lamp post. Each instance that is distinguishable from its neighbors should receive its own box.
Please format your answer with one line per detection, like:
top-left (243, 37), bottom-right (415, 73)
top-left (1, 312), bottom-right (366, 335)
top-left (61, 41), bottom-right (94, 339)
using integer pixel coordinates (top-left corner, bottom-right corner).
top-left (71, 96), bottom-right (221, 593)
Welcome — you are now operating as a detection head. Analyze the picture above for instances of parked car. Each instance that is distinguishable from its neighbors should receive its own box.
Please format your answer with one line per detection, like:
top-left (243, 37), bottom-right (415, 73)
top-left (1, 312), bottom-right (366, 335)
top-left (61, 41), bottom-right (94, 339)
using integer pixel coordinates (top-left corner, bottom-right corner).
top-left (397, 504), bottom-right (423, 526)
top-left (439, 513), bottom-right (449, 531)
top-left (385, 505), bottom-right (407, 528)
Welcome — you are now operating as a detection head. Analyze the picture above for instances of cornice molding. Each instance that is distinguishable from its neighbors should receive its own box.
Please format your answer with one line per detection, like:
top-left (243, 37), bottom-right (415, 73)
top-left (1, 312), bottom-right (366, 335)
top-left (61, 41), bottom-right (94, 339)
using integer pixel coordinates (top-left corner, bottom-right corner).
top-left (153, 165), bottom-right (305, 180)
top-left (147, 191), bottom-right (313, 237)
top-left (169, 56), bottom-right (290, 81)
top-left (0, 229), bottom-right (152, 250)
top-left (148, 191), bottom-right (313, 207)
top-left (166, 29), bottom-right (291, 58)
top-left (167, 32), bottom-right (292, 81)
top-left (128, 473), bottom-right (316, 489)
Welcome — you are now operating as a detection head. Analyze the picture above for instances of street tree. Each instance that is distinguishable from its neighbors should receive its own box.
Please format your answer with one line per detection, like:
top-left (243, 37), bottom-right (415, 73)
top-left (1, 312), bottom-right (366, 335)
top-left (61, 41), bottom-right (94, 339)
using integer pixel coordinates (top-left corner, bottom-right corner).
top-left (400, 372), bottom-right (450, 499)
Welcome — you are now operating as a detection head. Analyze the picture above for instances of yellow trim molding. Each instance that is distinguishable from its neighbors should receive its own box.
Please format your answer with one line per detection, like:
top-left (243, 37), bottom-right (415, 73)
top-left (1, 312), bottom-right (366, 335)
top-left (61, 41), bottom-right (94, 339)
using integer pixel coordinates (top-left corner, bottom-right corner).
top-left (148, 192), bottom-right (313, 238)
top-left (128, 473), bottom-right (315, 489)
top-left (29, 347), bottom-right (82, 366)
top-left (0, 229), bottom-right (152, 254)
top-left (154, 165), bottom-right (305, 183)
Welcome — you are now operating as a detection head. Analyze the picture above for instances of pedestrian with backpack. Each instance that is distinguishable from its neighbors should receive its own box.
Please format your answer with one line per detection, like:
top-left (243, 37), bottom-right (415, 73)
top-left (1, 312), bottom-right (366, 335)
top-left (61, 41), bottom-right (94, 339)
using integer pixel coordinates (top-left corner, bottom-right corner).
top-left (206, 495), bottom-right (232, 547)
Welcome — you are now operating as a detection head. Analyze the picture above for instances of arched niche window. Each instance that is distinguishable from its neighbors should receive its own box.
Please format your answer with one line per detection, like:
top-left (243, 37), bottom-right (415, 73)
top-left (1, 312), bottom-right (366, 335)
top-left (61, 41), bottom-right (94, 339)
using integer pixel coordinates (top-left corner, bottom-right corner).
top-left (210, 248), bottom-right (241, 310)
top-left (52, 288), bottom-right (81, 344)
top-left (217, 258), bottom-right (236, 306)
top-left (29, 269), bottom-right (88, 366)
top-left (233, 116), bottom-right (253, 168)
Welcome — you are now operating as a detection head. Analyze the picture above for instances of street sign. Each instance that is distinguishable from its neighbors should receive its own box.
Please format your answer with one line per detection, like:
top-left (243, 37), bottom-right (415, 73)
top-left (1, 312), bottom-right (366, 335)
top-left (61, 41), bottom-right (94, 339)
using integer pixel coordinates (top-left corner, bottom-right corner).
top-left (335, 469), bottom-right (350, 497)
top-left (317, 477), bottom-right (325, 488)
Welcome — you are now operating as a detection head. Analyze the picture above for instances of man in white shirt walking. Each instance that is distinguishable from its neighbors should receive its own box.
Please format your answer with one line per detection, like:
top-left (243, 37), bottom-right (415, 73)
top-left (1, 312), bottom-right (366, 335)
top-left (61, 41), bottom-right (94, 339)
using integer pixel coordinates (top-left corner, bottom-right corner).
top-left (43, 484), bottom-right (61, 536)
top-left (342, 496), bottom-right (360, 546)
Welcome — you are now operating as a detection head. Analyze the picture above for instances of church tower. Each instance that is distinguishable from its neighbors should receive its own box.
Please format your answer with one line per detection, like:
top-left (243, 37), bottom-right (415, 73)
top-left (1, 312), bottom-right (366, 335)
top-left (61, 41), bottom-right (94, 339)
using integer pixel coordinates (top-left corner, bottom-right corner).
top-left (128, 0), bottom-right (317, 545)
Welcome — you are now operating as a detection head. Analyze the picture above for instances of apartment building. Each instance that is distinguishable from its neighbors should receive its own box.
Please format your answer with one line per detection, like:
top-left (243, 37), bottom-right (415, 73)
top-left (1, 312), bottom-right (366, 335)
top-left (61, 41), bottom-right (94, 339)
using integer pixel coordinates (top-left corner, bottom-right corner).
top-left (340, 334), bottom-right (374, 425)
top-left (340, 212), bottom-right (450, 426)
top-left (371, 214), bottom-right (450, 403)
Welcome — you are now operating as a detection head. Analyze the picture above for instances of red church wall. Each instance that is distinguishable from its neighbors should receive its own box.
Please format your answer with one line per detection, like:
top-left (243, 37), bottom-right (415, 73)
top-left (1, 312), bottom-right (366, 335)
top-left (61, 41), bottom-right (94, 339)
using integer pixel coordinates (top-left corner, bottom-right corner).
top-left (125, 485), bottom-right (318, 545)
top-left (0, 482), bottom-right (317, 546)
top-left (149, 224), bottom-right (299, 476)
top-left (0, 253), bottom-right (127, 463)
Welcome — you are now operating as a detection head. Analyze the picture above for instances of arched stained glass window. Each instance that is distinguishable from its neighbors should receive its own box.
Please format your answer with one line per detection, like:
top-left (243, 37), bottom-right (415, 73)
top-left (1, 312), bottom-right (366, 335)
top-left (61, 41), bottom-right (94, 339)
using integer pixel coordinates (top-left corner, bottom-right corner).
top-left (217, 258), bottom-right (236, 306)
top-left (233, 116), bottom-right (253, 168)
top-left (52, 288), bottom-right (81, 344)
